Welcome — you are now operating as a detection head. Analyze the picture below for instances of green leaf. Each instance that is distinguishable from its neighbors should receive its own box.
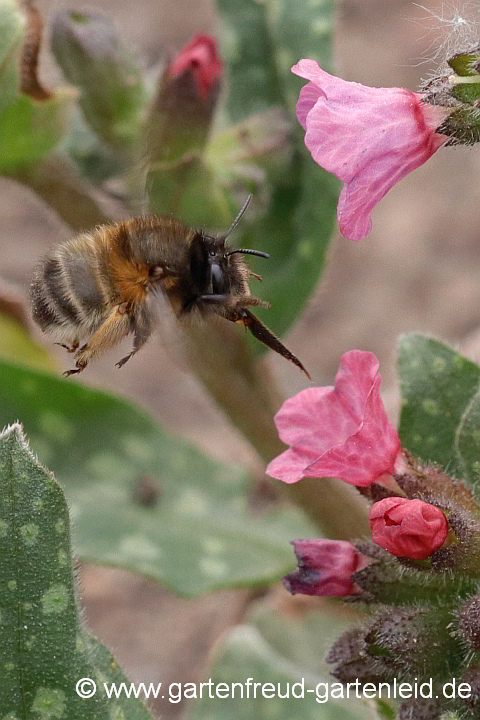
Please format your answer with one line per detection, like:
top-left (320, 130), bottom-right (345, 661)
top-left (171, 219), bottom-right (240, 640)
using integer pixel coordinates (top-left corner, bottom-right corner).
top-left (0, 313), bottom-right (55, 373)
top-left (0, 361), bottom-right (316, 596)
top-left (215, 0), bottom-right (338, 341)
top-left (0, 423), bottom-right (154, 719)
top-left (187, 599), bottom-right (380, 720)
top-left (454, 387), bottom-right (480, 493)
top-left (0, 0), bottom-right (25, 111)
top-left (0, 88), bottom-right (76, 174)
top-left (216, 0), bottom-right (284, 121)
top-left (206, 107), bottom-right (293, 187)
top-left (242, 158), bottom-right (338, 342)
top-left (397, 334), bottom-right (480, 478)
top-left (268, 0), bottom-right (334, 115)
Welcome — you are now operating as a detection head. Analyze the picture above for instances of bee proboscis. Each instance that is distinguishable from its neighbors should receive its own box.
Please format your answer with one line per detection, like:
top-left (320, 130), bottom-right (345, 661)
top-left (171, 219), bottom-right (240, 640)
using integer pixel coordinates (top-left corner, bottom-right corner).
top-left (30, 196), bottom-right (310, 378)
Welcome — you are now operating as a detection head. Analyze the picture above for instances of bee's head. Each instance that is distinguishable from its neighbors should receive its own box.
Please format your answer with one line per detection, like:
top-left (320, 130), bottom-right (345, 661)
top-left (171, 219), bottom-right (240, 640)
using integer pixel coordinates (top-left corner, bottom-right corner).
top-left (188, 195), bottom-right (269, 298)
top-left (188, 233), bottom-right (230, 295)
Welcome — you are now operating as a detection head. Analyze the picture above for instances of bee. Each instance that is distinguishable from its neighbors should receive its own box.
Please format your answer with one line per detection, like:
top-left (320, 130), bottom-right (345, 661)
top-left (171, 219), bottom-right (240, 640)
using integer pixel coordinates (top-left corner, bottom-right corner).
top-left (30, 196), bottom-right (310, 378)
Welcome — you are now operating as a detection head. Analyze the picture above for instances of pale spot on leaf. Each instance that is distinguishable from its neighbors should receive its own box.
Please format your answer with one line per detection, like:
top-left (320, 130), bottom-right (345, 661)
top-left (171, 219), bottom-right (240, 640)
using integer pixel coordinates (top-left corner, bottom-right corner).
top-left (119, 535), bottom-right (161, 560)
top-left (177, 488), bottom-right (208, 516)
top-left (422, 398), bottom-right (438, 415)
top-left (20, 523), bottom-right (39, 547)
top-left (41, 584), bottom-right (70, 615)
top-left (199, 557), bottom-right (228, 578)
top-left (202, 537), bottom-right (225, 554)
top-left (31, 687), bottom-right (66, 719)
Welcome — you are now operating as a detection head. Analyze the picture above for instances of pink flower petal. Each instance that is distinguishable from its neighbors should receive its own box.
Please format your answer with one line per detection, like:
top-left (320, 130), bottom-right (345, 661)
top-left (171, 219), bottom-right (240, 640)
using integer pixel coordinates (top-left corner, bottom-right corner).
top-left (292, 60), bottom-right (447, 240)
top-left (296, 82), bottom-right (323, 130)
top-left (266, 350), bottom-right (400, 486)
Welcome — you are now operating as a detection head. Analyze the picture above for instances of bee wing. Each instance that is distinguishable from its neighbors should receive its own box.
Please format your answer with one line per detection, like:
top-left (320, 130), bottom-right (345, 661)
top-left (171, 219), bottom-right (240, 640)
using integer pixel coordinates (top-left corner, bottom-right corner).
top-left (149, 284), bottom-right (191, 373)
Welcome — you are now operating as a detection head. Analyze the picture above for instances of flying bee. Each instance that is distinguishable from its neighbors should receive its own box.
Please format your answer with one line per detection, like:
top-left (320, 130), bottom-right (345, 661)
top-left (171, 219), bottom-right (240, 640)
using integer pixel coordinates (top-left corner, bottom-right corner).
top-left (30, 196), bottom-right (310, 378)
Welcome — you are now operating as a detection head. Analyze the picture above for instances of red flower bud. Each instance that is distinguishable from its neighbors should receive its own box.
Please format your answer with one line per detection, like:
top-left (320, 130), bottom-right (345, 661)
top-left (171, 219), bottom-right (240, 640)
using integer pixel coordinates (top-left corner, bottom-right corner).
top-left (149, 33), bottom-right (222, 167)
top-left (284, 539), bottom-right (364, 597)
top-left (369, 497), bottom-right (448, 560)
top-left (168, 34), bottom-right (222, 100)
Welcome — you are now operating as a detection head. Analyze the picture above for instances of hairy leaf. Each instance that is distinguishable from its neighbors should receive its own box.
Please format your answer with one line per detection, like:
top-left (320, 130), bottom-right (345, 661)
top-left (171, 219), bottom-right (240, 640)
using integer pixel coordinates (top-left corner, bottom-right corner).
top-left (0, 361), bottom-right (315, 596)
top-left (0, 423), bottom-right (153, 719)
top-left (187, 599), bottom-right (379, 720)
top-left (397, 334), bottom-right (480, 490)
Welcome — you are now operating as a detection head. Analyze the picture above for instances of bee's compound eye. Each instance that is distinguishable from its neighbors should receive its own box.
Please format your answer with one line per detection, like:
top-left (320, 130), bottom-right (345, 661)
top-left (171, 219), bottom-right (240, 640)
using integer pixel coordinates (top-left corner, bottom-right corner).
top-left (211, 263), bottom-right (227, 293)
top-left (150, 265), bottom-right (165, 278)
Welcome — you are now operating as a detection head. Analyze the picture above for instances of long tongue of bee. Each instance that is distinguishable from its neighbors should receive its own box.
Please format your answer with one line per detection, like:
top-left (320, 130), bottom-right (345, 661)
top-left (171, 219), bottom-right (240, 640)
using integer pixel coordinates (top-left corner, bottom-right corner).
top-left (240, 309), bottom-right (311, 380)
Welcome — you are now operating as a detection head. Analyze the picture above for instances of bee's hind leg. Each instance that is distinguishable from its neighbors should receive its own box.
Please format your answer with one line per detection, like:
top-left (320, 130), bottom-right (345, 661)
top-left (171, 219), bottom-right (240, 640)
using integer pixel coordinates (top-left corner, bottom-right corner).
top-left (63, 307), bottom-right (131, 378)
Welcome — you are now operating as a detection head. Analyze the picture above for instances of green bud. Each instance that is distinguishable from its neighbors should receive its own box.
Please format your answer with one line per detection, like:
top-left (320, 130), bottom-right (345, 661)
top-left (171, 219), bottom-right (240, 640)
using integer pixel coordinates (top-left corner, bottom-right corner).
top-left (422, 49), bottom-right (480, 146)
top-left (455, 594), bottom-right (480, 652)
top-left (146, 35), bottom-right (227, 223)
top-left (51, 10), bottom-right (147, 150)
top-left (326, 626), bottom-right (393, 685)
top-left (366, 607), bottom-right (461, 681)
top-left (448, 50), bottom-right (480, 77)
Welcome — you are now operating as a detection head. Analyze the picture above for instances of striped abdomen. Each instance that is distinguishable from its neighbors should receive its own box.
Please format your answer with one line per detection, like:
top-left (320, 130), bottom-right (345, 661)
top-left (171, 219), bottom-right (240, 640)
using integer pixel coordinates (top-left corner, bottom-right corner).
top-left (31, 233), bottom-right (115, 342)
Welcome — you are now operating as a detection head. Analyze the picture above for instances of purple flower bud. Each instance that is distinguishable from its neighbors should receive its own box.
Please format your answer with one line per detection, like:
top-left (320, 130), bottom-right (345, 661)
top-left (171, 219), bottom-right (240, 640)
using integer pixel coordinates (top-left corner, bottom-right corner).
top-left (284, 539), bottom-right (364, 597)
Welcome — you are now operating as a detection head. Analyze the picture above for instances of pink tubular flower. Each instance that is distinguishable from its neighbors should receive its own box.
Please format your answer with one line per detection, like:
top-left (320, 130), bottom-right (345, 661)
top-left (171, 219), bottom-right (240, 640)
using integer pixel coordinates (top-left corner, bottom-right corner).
top-left (168, 34), bottom-right (223, 100)
top-left (292, 59), bottom-right (447, 241)
top-left (266, 350), bottom-right (401, 486)
top-left (285, 539), bottom-right (364, 596)
top-left (369, 497), bottom-right (448, 560)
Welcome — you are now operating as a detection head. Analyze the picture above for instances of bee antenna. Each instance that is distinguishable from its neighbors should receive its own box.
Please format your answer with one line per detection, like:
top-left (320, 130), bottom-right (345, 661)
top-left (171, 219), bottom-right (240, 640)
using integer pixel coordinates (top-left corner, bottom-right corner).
top-left (219, 194), bottom-right (253, 241)
top-left (226, 249), bottom-right (270, 259)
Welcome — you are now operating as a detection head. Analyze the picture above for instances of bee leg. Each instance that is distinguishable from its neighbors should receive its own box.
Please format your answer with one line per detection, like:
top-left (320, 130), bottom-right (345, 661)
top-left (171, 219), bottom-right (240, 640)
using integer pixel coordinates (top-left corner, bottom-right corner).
top-left (63, 307), bottom-right (131, 377)
top-left (55, 341), bottom-right (80, 354)
top-left (115, 310), bottom-right (153, 369)
top-left (63, 367), bottom-right (84, 378)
